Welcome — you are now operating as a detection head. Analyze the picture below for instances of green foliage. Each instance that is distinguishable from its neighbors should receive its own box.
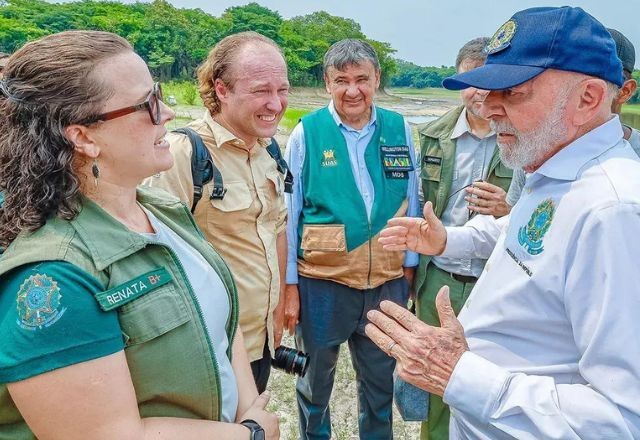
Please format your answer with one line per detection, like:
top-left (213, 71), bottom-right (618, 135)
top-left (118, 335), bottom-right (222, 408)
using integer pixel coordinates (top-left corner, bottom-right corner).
top-left (0, 0), bottom-right (432, 90)
top-left (222, 2), bottom-right (283, 44)
top-left (390, 59), bottom-right (456, 89)
top-left (162, 80), bottom-right (203, 106)
top-left (181, 81), bottom-right (198, 105)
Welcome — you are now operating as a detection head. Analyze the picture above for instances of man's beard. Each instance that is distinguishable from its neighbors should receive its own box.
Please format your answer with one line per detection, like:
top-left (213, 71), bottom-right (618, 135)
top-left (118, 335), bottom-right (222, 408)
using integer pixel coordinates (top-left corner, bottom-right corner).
top-left (490, 92), bottom-right (569, 169)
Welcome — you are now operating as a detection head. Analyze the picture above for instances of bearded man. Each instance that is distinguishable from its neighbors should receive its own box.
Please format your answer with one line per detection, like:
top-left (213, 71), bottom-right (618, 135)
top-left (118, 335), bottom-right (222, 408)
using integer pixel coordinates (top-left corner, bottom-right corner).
top-left (368, 6), bottom-right (640, 439)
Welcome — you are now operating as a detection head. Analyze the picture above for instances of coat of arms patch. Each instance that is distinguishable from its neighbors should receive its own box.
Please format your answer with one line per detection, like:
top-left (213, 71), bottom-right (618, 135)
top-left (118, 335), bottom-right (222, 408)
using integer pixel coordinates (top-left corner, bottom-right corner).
top-left (518, 198), bottom-right (555, 255)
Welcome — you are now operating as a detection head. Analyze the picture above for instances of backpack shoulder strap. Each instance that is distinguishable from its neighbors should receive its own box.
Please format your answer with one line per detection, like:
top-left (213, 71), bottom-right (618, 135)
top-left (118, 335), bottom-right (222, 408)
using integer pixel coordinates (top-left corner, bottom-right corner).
top-left (265, 137), bottom-right (293, 194)
top-left (172, 127), bottom-right (226, 213)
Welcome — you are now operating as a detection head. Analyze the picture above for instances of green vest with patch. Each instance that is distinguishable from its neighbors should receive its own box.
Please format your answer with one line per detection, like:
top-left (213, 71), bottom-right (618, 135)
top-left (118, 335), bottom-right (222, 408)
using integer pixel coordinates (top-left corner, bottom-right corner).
top-left (0, 186), bottom-right (238, 439)
top-left (415, 105), bottom-right (513, 292)
top-left (297, 106), bottom-right (410, 289)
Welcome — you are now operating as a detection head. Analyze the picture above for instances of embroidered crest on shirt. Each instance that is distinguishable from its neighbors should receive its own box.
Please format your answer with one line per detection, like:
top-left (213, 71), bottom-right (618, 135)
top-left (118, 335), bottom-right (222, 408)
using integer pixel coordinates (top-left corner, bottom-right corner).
top-left (16, 274), bottom-right (67, 331)
top-left (321, 149), bottom-right (337, 167)
top-left (518, 198), bottom-right (555, 255)
top-left (485, 19), bottom-right (517, 54)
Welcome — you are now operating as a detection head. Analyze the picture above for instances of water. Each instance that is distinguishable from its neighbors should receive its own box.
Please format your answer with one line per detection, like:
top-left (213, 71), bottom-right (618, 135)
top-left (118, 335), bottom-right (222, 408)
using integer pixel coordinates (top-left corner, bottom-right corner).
top-left (405, 115), bottom-right (438, 125)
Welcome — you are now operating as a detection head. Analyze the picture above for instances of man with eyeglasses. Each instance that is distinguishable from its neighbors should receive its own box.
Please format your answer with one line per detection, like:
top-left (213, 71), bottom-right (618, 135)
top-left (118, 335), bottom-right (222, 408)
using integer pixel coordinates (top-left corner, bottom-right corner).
top-left (144, 32), bottom-right (290, 396)
top-left (414, 37), bottom-right (513, 440)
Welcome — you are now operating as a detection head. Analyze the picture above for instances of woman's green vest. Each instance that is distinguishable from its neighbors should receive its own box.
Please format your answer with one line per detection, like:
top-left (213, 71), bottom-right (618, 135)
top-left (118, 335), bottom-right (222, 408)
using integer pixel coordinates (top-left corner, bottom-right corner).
top-left (0, 186), bottom-right (239, 439)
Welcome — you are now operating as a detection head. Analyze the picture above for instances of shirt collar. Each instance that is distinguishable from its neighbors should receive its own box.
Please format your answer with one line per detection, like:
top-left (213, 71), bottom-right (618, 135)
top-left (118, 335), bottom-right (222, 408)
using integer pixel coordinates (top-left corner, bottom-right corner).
top-left (328, 100), bottom-right (377, 132)
top-left (451, 108), bottom-right (495, 140)
top-left (203, 111), bottom-right (270, 150)
top-left (533, 116), bottom-right (623, 182)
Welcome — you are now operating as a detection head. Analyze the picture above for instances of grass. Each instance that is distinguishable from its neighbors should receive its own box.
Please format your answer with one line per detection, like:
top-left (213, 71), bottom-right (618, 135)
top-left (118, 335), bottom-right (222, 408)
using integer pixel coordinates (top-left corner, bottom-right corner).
top-left (387, 87), bottom-right (459, 101)
top-left (267, 335), bottom-right (421, 439)
top-left (281, 107), bottom-right (311, 131)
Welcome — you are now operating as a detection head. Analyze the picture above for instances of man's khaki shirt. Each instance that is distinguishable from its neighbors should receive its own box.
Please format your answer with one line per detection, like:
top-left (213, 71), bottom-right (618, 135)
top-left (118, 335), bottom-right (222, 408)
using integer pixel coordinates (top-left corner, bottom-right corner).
top-left (144, 112), bottom-right (287, 362)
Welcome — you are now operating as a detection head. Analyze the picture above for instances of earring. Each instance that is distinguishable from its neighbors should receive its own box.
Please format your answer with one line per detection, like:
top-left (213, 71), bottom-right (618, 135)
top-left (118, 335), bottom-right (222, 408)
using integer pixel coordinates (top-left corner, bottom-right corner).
top-left (92, 159), bottom-right (100, 188)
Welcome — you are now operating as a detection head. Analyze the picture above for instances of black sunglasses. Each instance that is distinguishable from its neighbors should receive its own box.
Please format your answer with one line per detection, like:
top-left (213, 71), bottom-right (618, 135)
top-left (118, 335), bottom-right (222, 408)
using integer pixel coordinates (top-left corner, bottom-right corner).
top-left (82, 82), bottom-right (164, 125)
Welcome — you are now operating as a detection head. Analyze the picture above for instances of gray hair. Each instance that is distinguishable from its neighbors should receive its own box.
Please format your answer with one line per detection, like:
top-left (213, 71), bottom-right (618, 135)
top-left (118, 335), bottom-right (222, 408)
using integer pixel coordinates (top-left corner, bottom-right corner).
top-left (323, 39), bottom-right (380, 74)
top-left (455, 37), bottom-right (490, 71)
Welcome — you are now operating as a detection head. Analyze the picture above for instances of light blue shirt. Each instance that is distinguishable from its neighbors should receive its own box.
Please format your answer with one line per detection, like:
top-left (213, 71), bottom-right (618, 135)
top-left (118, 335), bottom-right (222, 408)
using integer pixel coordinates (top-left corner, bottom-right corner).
top-left (284, 102), bottom-right (419, 284)
top-left (442, 116), bottom-right (640, 439)
top-left (432, 108), bottom-right (497, 278)
top-left (141, 209), bottom-right (238, 423)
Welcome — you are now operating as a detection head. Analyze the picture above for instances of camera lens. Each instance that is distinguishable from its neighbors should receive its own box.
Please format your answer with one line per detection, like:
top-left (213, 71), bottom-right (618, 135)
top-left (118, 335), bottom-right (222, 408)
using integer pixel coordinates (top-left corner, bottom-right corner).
top-left (271, 346), bottom-right (310, 377)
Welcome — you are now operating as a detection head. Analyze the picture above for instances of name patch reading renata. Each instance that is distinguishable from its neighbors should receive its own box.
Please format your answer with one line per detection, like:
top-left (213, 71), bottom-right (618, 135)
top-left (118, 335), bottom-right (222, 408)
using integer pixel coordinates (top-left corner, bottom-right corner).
top-left (381, 145), bottom-right (413, 179)
top-left (96, 267), bottom-right (173, 311)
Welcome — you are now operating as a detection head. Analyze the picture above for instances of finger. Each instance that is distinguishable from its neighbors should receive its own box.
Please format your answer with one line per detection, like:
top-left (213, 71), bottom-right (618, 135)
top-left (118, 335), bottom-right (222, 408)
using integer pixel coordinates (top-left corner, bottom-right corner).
top-left (385, 217), bottom-right (421, 229)
top-left (366, 308), bottom-right (414, 344)
top-left (435, 286), bottom-right (462, 331)
top-left (467, 205), bottom-right (493, 215)
top-left (465, 186), bottom-right (493, 200)
top-left (470, 181), bottom-right (502, 192)
top-left (379, 224), bottom-right (409, 239)
top-left (381, 243), bottom-right (410, 252)
top-left (465, 196), bottom-right (491, 207)
top-left (423, 201), bottom-right (439, 225)
top-left (364, 323), bottom-right (405, 359)
top-left (286, 316), bottom-right (297, 335)
top-left (253, 391), bottom-right (271, 409)
top-left (378, 300), bottom-right (424, 332)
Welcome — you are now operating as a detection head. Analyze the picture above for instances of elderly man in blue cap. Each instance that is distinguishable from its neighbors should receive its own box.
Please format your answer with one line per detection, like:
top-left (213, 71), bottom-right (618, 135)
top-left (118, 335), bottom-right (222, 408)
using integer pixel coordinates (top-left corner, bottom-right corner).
top-left (366, 6), bottom-right (640, 439)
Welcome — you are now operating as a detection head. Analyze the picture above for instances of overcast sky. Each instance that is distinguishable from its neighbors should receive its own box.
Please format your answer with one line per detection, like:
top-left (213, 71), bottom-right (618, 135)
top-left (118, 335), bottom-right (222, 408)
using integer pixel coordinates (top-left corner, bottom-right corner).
top-left (130, 0), bottom-right (638, 67)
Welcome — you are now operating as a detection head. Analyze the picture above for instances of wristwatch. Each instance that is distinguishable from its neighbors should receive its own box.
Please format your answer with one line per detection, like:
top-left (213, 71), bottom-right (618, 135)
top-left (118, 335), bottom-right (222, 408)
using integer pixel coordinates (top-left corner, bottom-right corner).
top-left (240, 419), bottom-right (265, 440)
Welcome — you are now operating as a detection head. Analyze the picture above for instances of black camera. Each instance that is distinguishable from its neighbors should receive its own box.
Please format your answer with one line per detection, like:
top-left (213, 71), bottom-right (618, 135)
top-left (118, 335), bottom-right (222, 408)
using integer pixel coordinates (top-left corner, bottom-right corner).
top-left (271, 346), bottom-right (310, 377)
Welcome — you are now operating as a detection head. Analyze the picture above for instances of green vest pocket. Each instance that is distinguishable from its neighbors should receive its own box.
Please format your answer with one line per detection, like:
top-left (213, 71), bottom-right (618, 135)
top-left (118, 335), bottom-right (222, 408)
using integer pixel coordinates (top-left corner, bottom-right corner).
top-left (118, 284), bottom-right (191, 346)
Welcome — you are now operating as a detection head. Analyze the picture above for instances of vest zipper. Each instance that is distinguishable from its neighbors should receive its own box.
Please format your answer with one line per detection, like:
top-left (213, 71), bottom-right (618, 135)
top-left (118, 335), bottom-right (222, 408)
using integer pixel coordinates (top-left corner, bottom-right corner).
top-left (157, 243), bottom-right (223, 420)
top-left (180, 204), bottom-right (238, 354)
top-left (367, 221), bottom-right (372, 288)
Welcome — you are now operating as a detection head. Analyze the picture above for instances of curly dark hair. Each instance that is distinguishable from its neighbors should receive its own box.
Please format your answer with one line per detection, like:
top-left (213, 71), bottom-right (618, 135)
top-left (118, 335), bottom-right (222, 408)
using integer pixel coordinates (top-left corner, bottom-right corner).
top-left (0, 30), bottom-right (132, 248)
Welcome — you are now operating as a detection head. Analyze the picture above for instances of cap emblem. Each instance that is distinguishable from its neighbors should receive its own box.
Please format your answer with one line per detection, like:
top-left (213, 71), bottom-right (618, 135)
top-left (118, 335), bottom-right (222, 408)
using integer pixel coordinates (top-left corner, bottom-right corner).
top-left (485, 19), bottom-right (517, 54)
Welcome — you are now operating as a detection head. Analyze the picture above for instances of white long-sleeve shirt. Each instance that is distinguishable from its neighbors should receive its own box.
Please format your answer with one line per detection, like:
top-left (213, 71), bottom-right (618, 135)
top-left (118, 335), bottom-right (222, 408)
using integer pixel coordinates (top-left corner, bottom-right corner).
top-left (441, 116), bottom-right (640, 439)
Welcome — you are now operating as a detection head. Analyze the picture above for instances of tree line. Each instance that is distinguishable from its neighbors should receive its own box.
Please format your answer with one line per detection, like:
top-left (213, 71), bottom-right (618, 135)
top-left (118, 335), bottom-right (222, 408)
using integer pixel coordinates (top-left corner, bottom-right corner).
top-left (0, 0), bottom-right (460, 88)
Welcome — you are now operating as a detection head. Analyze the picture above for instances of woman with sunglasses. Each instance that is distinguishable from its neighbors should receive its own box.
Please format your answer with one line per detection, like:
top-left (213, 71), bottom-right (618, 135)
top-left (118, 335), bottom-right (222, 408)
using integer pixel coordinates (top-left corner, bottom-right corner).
top-left (0, 30), bottom-right (277, 439)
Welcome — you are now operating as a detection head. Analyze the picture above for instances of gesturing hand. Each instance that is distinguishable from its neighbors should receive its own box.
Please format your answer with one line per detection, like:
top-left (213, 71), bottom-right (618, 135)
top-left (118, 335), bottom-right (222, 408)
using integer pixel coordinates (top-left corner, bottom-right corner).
top-left (465, 181), bottom-right (511, 217)
top-left (379, 201), bottom-right (447, 255)
top-left (365, 287), bottom-right (468, 396)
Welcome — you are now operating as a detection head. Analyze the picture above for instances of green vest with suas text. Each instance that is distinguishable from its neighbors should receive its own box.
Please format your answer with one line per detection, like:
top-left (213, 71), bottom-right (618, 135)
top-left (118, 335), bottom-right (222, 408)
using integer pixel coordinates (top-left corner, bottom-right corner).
top-left (297, 106), bottom-right (410, 289)
top-left (0, 186), bottom-right (238, 439)
top-left (415, 105), bottom-right (513, 293)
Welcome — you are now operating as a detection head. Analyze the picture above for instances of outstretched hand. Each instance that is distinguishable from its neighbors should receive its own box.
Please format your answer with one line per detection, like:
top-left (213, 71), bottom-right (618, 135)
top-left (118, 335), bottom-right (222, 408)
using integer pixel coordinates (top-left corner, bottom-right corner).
top-left (365, 286), bottom-right (468, 396)
top-left (379, 201), bottom-right (447, 255)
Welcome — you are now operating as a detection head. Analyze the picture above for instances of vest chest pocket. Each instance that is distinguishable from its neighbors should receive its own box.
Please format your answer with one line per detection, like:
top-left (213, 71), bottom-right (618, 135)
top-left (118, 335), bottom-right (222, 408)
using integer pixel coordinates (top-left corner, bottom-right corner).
top-left (421, 159), bottom-right (442, 182)
top-left (117, 283), bottom-right (191, 346)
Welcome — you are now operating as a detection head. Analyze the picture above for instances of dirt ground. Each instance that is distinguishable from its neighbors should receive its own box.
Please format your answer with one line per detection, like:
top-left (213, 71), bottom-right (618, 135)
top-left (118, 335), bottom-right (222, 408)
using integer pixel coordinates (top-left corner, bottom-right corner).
top-left (169, 87), bottom-right (460, 148)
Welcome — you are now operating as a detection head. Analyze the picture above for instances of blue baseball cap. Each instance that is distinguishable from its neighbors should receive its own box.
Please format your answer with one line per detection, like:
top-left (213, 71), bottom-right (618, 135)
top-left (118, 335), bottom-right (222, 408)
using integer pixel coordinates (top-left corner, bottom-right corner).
top-left (443, 7), bottom-right (624, 91)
